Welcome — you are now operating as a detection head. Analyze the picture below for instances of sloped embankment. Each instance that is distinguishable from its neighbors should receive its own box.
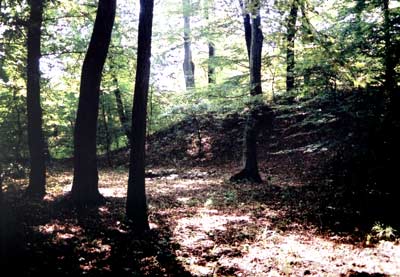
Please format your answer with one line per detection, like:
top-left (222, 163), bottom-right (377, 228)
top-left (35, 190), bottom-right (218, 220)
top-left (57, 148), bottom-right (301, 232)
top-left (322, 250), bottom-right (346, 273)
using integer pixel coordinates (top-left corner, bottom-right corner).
top-left (143, 94), bottom-right (349, 179)
top-left (143, 92), bottom-right (396, 231)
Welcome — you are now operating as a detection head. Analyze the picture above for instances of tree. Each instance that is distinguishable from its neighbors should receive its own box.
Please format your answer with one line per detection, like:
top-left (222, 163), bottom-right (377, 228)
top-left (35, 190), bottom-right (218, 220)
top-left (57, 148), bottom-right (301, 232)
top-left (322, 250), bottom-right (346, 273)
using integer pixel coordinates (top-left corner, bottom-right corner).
top-left (126, 0), bottom-right (155, 233)
top-left (112, 77), bottom-right (131, 143)
top-left (239, 0), bottom-right (251, 58)
top-left (183, 0), bottom-right (195, 89)
top-left (204, 0), bottom-right (216, 84)
top-left (71, 0), bottom-right (116, 205)
top-left (383, 0), bottom-right (398, 110)
top-left (231, 0), bottom-right (266, 183)
top-left (286, 0), bottom-right (299, 94)
top-left (26, 0), bottom-right (46, 197)
top-left (99, 90), bottom-right (113, 167)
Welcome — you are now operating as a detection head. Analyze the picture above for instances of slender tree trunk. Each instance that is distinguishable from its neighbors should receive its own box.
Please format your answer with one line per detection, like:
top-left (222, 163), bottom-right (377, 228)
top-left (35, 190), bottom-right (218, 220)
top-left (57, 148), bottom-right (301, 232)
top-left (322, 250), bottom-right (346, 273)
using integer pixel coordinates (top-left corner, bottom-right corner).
top-left (71, 0), bottom-right (116, 205)
top-left (26, 0), bottom-right (46, 197)
top-left (126, 0), bottom-right (154, 233)
top-left (13, 90), bottom-right (23, 163)
top-left (113, 77), bottom-right (131, 144)
top-left (0, 0), bottom-right (6, 83)
top-left (183, 0), bottom-right (195, 89)
top-left (204, 0), bottom-right (216, 84)
top-left (249, 12), bottom-right (263, 96)
top-left (208, 43), bottom-right (216, 84)
top-left (383, 0), bottom-right (397, 107)
top-left (286, 0), bottom-right (298, 94)
top-left (100, 92), bottom-right (113, 167)
top-left (147, 85), bottom-right (153, 137)
top-left (231, 1), bottom-right (265, 183)
top-left (238, 0), bottom-right (251, 59)
top-left (192, 116), bottom-right (203, 157)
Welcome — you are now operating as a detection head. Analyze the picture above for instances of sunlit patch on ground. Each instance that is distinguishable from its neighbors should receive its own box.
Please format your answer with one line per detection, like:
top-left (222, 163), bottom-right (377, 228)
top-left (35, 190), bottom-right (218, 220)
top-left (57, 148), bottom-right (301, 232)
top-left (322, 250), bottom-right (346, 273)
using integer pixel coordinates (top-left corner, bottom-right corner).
top-left (142, 168), bottom-right (400, 276)
top-left (4, 166), bottom-right (400, 276)
top-left (36, 221), bottom-right (83, 236)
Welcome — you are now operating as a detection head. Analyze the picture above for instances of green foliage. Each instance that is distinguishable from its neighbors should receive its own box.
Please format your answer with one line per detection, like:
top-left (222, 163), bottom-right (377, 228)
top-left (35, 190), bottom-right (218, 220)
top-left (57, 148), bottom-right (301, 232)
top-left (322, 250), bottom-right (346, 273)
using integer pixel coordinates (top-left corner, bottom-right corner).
top-left (0, 0), bottom-right (398, 162)
top-left (366, 222), bottom-right (397, 244)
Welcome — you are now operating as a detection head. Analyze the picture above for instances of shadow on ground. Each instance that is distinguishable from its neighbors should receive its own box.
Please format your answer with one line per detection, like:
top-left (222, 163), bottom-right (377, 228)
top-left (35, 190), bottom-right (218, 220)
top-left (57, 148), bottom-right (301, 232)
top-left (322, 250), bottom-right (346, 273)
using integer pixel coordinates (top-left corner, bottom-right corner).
top-left (1, 193), bottom-right (191, 277)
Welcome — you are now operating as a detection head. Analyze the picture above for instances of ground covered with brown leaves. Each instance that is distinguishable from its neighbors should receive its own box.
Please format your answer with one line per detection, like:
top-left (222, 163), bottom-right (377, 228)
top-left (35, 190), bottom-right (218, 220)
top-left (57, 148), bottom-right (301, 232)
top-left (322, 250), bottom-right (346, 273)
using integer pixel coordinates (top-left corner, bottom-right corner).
top-left (1, 166), bottom-right (399, 276)
top-left (1, 94), bottom-right (399, 276)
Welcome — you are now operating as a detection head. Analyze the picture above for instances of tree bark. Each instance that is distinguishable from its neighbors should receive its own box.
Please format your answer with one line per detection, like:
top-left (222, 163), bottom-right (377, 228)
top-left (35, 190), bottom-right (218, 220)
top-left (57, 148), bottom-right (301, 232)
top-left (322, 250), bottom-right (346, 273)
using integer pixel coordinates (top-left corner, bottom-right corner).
top-left (100, 91), bottom-right (113, 167)
top-left (238, 0), bottom-right (251, 59)
top-left (383, 1), bottom-right (397, 103)
top-left (183, 0), bottom-right (195, 89)
top-left (231, 1), bottom-right (265, 183)
top-left (113, 78), bottom-right (131, 144)
top-left (26, 0), bottom-right (46, 197)
top-left (71, 0), bottom-right (116, 205)
top-left (249, 11), bottom-right (263, 96)
top-left (126, 0), bottom-right (154, 233)
top-left (13, 90), bottom-right (24, 163)
top-left (204, 0), bottom-right (216, 84)
top-left (286, 0), bottom-right (298, 94)
top-left (0, 0), bottom-right (6, 83)
top-left (208, 42), bottom-right (216, 84)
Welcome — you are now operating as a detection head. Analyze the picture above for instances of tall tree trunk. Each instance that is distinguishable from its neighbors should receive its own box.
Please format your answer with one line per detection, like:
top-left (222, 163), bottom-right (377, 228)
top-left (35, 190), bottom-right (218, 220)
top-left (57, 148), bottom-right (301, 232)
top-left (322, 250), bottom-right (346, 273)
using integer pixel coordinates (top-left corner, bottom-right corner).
top-left (71, 0), bottom-right (115, 205)
top-left (26, 0), bottom-right (46, 197)
top-left (381, 0), bottom-right (400, 211)
top-left (126, 0), bottom-right (154, 233)
top-left (383, 0), bottom-right (397, 107)
top-left (238, 0), bottom-right (251, 59)
top-left (204, 0), bottom-right (216, 84)
top-left (286, 0), bottom-right (298, 94)
top-left (100, 91), bottom-right (113, 167)
top-left (231, 1), bottom-right (265, 183)
top-left (208, 43), bottom-right (216, 84)
top-left (183, 0), bottom-right (195, 89)
top-left (249, 11), bottom-right (263, 96)
top-left (113, 77), bottom-right (131, 144)
top-left (0, 0), bottom-right (6, 83)
top-left (13, 90), bottom-right (24, 163)
top-left (147, 84), bottom-right (154, 137)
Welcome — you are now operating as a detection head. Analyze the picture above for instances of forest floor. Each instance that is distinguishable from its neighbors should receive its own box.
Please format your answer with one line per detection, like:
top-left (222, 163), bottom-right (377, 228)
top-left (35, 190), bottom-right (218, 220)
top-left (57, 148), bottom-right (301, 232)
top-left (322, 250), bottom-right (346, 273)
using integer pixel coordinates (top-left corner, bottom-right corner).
top-left (1, 93), bottom-right (400, 276)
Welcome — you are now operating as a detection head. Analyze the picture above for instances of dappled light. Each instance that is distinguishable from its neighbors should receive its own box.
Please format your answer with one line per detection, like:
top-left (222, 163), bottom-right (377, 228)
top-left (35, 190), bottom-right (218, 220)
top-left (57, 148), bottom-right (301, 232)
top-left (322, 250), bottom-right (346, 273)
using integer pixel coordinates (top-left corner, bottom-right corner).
top-left (2, 162), bottom-right (400, 275)
top-left (1, 0), bottom-right (400, 275)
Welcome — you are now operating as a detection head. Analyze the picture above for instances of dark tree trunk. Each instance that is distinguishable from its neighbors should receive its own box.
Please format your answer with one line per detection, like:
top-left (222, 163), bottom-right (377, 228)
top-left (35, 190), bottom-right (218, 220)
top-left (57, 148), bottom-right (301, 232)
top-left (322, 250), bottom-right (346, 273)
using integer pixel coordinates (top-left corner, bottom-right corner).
top-left (26, 0), bottom-right (46, 197)
top-left (100, 92), bottom-right (113, 167)
top-left (113, 78), bottom-right (131, 144)
top-left (238, 0), bottom-right (251, 59)
top-left (0, 0), bottom-right (6, 83)
top-left (204, 0), bottom-right (216, 84)
top-left (286, 0), bottom-right (298, 94)
top-left (126, 0), bottom-right (154, 233)
top-left (231, 2), bottom-right (265, 183)
top-left (13, 90), bottom-right (24, 163)
top-left (147, 85), bottom-right (153, 137)
top-left (183, 0), bottom-right (195, 89)
top-left (208, 43), bottom-right (216, 84)
top-left (71, 0), bottom-right (116, 205)
top-left (383, 1), bottom-right (397, 107)
top-left (249, 12), bottom-right (263, 96)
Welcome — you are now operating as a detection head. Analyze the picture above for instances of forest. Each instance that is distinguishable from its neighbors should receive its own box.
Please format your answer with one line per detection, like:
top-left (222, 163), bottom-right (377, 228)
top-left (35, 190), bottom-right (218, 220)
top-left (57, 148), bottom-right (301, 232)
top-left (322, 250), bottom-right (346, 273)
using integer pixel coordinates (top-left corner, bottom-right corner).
top-left (0, 0), bottom-right (399, 276)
